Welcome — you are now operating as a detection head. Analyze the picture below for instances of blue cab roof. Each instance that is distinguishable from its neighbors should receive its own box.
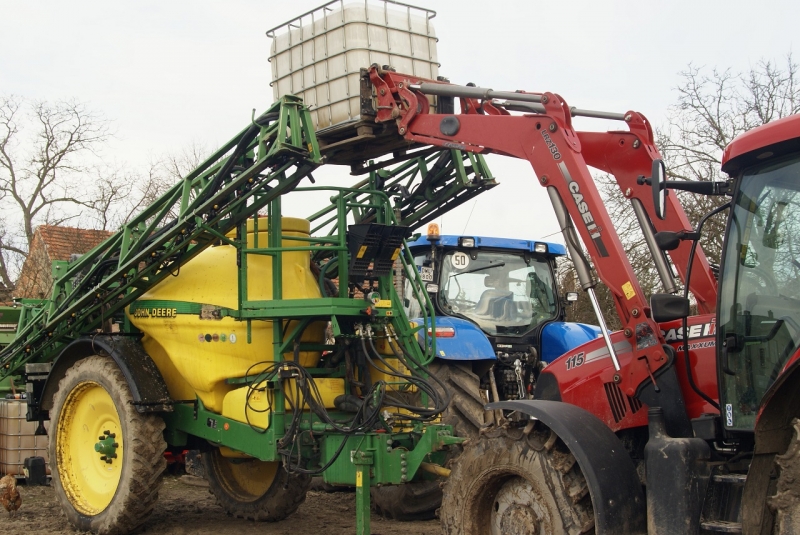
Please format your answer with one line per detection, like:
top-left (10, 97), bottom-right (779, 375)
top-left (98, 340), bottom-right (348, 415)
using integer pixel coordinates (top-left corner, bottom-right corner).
top-left (407, 235), bottom-right (567, 257)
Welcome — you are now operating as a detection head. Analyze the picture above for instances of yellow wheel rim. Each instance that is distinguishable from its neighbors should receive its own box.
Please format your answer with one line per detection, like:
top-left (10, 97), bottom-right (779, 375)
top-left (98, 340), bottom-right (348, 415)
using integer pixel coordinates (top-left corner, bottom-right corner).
top-left (213, 451), bottom-right (278, 501)
top-left (56, 381), bottom-right (124, 515)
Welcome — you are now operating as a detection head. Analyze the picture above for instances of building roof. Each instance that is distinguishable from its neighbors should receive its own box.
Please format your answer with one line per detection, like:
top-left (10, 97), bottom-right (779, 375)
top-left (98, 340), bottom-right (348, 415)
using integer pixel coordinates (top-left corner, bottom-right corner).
top-left (13, 225), bottom-right (115, 299)
top-left (36, 225), bottom-right (114, 261)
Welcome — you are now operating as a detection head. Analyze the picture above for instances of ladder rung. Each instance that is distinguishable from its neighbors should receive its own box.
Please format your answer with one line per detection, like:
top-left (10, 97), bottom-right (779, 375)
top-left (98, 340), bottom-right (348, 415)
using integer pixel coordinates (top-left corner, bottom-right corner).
top-left (712, 473), bottom-right (747, 484)
top-left (700, 520), bottom-right (742, 533)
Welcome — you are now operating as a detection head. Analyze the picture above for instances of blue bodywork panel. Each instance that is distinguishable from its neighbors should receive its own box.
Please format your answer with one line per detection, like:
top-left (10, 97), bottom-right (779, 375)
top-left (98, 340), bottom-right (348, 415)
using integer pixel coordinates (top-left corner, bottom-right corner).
top-left (407, 235), bottom-right (566, 257)
top-left (413, 316), bottom-right (496, 361)
top-left (540, 321), bottom-right (602, 363)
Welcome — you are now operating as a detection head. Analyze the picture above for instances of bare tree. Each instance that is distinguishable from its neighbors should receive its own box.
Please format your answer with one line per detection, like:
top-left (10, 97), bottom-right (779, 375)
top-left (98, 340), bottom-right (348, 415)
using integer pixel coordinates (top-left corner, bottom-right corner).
top-left (87, 163), bottom-right (177, 231)
top-left (160, 140), bottom-right (210, 183)
top-left (115, 141), bottom-right (209, 225)
top-left (658, 53), bottom-right (800, 259)
top-left (559, 54), bottom-right (800, 326)
top-left (0, 220), bottom-right (25, 295)
top-left (0, 95), bottom-right (111, 288)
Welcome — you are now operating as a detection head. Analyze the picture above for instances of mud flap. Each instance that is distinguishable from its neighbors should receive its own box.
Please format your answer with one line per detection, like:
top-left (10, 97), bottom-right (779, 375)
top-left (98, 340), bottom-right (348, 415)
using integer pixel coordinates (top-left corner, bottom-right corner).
top-left (38, 335), bottom-right (172, 417)
top-left (487, 399), bottom-right (647, 535)
top-left (635, 345), bottom-right (693, 438)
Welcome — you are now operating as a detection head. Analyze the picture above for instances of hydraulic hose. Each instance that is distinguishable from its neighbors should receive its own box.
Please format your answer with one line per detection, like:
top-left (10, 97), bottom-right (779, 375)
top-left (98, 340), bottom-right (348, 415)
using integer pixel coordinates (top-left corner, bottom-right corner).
top-left (680, 202), bottom-right (729, 412)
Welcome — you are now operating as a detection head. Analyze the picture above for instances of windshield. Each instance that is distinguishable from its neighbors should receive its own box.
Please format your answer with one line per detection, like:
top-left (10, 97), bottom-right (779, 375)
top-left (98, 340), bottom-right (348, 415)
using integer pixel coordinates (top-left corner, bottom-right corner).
top-left (438, 250), bottom-right (557, 335)
top-left (719, 153), bottom-right (800, 431)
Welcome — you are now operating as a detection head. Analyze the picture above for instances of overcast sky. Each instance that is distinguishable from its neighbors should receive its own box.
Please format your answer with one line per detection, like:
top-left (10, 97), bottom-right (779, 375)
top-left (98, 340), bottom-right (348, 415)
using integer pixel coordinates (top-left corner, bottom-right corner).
top-left (2, 0), bottom-right (798, 244)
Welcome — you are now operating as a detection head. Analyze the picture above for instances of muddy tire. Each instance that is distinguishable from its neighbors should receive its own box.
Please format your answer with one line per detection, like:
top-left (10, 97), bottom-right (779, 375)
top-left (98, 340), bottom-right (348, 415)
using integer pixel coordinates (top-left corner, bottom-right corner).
top-left (203, 448), bottom-right (310, 521)
top-left (371, 360), bottom-right (485, 521)
top-left (441, 425), bottom-right (595, 535)
top-left (49, 356), bottom-right (167, 534)
top-left (770, 418), bottom-right (800, 534)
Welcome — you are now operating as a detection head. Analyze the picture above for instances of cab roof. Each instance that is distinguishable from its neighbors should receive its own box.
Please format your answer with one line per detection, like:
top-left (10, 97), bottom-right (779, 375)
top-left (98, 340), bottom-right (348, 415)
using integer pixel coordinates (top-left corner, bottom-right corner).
top-left (722, 114), bottom-right (800, 175)
top-left (407, 234), bottom-right (567, 257)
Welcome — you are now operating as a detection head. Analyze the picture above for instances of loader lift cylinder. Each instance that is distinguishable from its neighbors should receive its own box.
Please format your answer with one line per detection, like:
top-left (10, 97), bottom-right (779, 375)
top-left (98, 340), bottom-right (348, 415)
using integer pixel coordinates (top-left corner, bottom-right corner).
top-left (413, 83), bottom-right (629, 121)
top-left (547, 186), bottom-right (621, 371)
top-left (630, 197), bottom-right (679, 295)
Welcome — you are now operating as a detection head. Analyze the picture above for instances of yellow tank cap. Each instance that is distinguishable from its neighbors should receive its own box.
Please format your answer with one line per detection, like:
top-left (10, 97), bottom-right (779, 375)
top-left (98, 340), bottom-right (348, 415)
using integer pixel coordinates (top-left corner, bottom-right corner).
top-left (225, 216), bottom-right (310, 238)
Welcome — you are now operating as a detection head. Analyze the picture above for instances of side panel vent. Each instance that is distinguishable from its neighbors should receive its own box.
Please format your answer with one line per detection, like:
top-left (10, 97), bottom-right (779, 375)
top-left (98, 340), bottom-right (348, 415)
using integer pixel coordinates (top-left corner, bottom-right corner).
top-left (604, 382), bottom-right (627, 423)
top-left (628, 395), bottom-right (643, 414)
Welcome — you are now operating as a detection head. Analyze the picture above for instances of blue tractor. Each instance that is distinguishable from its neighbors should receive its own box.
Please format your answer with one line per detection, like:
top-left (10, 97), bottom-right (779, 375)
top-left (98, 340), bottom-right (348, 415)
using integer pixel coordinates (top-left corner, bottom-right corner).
top-left (372, 227), bottom-right (601, 519)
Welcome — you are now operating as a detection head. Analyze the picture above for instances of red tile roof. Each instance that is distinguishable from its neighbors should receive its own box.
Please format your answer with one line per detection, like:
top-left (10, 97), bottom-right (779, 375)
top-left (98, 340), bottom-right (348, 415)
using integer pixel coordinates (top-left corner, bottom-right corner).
top-left (36, 225), bottom-right (114, 261)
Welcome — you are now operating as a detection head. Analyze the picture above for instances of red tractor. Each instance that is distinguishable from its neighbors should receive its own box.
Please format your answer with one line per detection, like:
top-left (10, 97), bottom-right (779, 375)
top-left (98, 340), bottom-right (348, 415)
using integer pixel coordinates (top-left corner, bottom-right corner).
top-left (363, 65), bottom-right (800, 534)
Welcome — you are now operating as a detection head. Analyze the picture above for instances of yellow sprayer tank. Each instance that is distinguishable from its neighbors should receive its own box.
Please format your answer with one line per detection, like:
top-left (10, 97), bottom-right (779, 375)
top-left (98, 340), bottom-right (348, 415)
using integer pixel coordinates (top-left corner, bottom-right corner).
top-left (127, 217), bottom-right (326, 415)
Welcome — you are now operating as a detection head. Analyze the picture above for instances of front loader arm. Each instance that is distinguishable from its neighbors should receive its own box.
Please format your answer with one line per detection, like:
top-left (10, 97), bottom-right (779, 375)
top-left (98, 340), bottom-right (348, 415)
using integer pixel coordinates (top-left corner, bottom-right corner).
top-left (371, 67), bottom-right (717, 315)
top-left (578, 124), bottom-right (718, 314)
top-left (368, 66), bottom-right (678, 403)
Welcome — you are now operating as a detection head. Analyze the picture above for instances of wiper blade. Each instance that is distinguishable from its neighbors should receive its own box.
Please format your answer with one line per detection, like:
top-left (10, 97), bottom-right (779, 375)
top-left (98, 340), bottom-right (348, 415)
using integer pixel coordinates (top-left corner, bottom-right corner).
top-left (450, 262), bottom-right (506, 277)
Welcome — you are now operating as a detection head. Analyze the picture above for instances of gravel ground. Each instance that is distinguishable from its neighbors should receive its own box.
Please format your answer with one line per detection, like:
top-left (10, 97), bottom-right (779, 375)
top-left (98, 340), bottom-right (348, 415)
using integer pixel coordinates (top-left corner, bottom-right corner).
top-left (4, 475), bottom-right (441, 535)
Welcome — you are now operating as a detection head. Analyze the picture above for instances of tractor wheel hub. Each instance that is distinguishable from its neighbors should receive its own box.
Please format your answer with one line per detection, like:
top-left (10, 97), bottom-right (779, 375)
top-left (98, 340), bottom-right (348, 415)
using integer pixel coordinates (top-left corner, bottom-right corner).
top-left (499, 504), bottom-right (539, 535)
top-left (94, 431), bottom-right (118, 463)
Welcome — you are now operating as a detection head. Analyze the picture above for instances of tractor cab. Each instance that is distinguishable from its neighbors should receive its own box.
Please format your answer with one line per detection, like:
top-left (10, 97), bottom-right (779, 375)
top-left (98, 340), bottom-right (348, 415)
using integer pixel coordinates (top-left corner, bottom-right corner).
top-left (405, 232), bottom-right (563, 338)
top-left (398, 226), bottom-right (599, 401)
top-left (717, 116), bottom-right (800, 434)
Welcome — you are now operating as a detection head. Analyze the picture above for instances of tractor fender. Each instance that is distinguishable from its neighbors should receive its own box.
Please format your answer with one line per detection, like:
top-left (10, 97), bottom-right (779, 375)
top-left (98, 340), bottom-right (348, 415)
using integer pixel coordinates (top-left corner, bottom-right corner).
top-left (742, 347), bottom-right (800, 533)
top-left (753, 347), bottom-right (800, 454)
top-left (39, 335), bottom-right (172, 415)
top-left (540, 321), bottom-right (601, 363)
top-left (486, 399), bottom-right (647, 535)
top-left (414, 316), bottom-right (495, 361)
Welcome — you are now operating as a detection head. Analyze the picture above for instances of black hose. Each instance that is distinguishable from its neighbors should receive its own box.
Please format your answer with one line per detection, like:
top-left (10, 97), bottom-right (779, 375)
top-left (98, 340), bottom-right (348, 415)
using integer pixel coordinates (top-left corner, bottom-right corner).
top-left (362, 336), bottom-right (441, 419)
top-left (681, 202), bottom-right (730, 412)
top-left (383, 326), bottom-right (451, 415)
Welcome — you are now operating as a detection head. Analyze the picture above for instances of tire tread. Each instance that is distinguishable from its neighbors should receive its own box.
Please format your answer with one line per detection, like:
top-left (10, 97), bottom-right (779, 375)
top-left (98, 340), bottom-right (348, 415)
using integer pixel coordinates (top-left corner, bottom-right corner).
top-left (49, 356), bottom-right (167, 535)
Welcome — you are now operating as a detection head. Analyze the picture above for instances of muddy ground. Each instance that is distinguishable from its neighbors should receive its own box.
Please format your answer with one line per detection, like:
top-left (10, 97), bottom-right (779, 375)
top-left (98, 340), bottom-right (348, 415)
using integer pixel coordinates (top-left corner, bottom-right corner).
top-left (4, 476), bottom-right (440, 535)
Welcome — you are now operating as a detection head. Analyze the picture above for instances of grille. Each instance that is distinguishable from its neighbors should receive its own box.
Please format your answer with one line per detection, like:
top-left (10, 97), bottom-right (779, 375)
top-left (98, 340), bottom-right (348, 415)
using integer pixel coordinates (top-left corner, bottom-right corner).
top-left (628, 394), bottom-right (643, 414)
top-left (604, 382), bottom-right (627, 423)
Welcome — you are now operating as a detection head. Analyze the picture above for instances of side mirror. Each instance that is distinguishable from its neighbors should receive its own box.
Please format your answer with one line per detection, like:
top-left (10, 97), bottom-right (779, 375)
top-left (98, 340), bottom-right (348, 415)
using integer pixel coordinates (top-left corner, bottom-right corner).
top-left (650, 293), bottom-right (690, 322)
top-left (651, 159), bottom-right (667, 220)
top-left (654, 231), bottom-right (682, 251)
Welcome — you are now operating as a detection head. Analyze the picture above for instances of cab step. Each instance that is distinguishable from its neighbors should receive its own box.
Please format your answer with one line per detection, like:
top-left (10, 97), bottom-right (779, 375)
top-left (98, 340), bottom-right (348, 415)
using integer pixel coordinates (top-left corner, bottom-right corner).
top-left (712, 473), bottom-right (747, 484)
top-left (699, 471), bottom-right (747, 533)
top-left (700, 519), bottom-right (743, 533)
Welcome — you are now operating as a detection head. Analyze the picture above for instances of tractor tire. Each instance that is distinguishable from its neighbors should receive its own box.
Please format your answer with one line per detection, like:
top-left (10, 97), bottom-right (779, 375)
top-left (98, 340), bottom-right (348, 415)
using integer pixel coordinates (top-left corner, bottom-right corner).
top-left (770, 418), bottom-right (800, 534)
top-left (371, 360), bottom-right (485, 521)
top-left (440, 424), bottom-right (595, 535)
top-left (203, 448), bottom-right (310, 521)
top-left (49, 356), bottom-right (167, 535)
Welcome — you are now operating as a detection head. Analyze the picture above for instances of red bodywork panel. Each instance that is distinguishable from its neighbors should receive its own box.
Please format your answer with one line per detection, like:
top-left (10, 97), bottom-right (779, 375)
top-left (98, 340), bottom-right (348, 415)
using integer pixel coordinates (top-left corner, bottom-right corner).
top-left (544, 315), bottom-right (720, 432)
top-left (722, 114), bottom-right (800, 172)
top-left (780, 348), bottom-right (800, 377)
top-left (756, 346), bottom-right (800, 431)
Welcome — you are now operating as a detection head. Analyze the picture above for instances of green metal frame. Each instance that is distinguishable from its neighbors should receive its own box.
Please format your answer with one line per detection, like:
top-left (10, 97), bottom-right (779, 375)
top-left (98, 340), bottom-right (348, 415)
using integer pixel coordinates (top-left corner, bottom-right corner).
top-left (0, 96), bottom-right (498, 534)
top-left (0, 96), bottom-right (320, 377)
